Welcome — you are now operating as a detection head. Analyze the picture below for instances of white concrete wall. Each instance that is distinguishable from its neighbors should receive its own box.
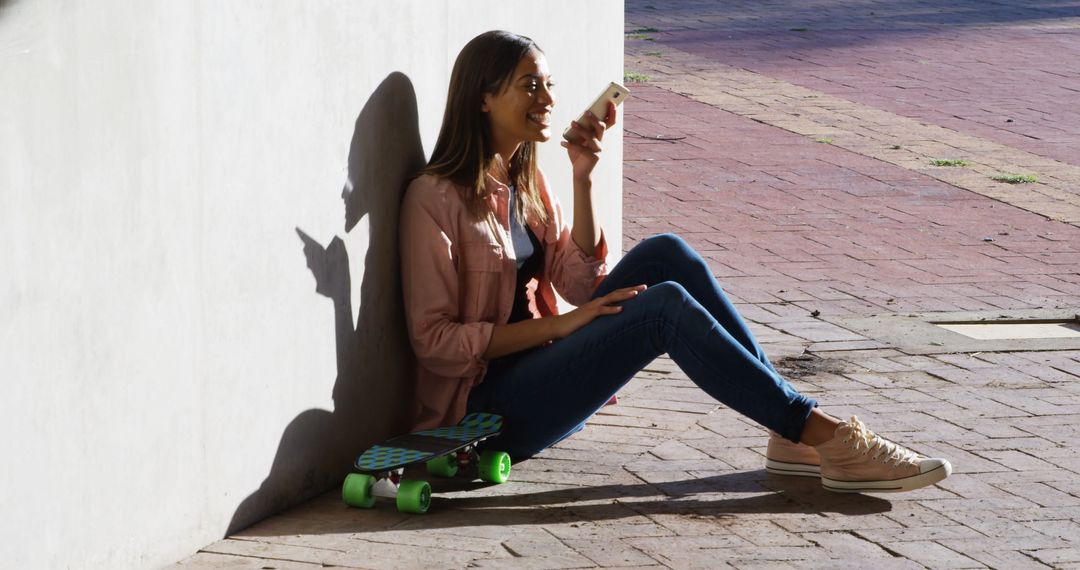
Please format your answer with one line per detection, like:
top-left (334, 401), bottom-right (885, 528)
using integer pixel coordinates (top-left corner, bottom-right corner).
top-left (0, 1), bottom-right (624, 568)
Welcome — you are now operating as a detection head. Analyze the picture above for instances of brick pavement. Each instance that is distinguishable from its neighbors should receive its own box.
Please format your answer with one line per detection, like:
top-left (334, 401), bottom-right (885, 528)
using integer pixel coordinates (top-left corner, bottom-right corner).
top-left (625, 0), bottom-right (1080, 165)
top-left (173, 2), bottom-right (1080, 568)
top-left (622, 83), bottom-right (1080, 317)
top-left (623, 24), bottom-right (1080, 225)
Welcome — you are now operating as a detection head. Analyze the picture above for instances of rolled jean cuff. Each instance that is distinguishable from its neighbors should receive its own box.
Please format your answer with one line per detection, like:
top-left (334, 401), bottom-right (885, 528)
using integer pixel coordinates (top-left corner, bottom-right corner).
top-left (776, 396), bottom-right (819, 444)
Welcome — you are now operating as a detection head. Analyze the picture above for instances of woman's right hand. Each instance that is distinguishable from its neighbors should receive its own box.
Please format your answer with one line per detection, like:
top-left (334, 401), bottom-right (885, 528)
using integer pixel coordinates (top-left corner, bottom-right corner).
top-left (552, 284), bottom-right (647, 339)
top-left (561, 102), bottom-right (618, 183)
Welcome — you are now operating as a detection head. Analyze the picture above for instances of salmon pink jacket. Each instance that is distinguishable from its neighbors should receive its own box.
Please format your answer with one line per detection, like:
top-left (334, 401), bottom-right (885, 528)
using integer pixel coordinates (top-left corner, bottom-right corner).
top-left (399, 170), bottom-right (609, 430)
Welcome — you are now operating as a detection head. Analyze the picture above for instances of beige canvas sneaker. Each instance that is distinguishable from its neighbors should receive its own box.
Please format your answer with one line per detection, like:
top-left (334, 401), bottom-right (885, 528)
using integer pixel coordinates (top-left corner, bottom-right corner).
top-left (765, 430), bottom-right (821, 477)
top-left (815, 416), bottom-right (952, 493)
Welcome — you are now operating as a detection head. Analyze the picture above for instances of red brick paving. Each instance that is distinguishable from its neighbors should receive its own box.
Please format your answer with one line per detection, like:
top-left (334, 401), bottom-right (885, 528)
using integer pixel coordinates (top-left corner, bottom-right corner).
top-left (627, 0), bottom-right (1080, 166)
top-left (624, 84), bottom-right (1080, 315)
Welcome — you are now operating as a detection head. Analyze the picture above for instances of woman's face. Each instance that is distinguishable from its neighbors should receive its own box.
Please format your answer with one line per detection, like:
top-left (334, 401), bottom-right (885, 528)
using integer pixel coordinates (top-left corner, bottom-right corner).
top-left (482, 50), bottom-right (556, 151)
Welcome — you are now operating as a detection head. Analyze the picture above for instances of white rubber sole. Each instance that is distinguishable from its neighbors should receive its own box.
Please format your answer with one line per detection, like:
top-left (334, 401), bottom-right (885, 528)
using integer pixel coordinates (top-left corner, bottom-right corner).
top-left (822, 461), bottom-right (952, 493)
top-left (765, 458), bottom-right (822, 477)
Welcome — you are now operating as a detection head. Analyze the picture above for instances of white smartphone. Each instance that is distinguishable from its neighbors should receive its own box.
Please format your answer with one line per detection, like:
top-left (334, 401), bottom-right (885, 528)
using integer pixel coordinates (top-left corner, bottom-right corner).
top-left (562, 81), bottom-right (631, 142)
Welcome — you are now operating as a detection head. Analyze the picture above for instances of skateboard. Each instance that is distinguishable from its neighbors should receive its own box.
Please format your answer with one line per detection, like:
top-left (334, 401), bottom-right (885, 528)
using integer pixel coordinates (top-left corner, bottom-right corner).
top-left (342, 412), bottom-right (509, 514)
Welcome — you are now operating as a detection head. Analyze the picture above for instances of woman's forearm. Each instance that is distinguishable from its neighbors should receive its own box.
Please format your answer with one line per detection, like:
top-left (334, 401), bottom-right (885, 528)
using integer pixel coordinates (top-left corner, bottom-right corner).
top-left (571, 176), bottom-right (601, 257)
top-left (482, 317), bottom-right (562, 360)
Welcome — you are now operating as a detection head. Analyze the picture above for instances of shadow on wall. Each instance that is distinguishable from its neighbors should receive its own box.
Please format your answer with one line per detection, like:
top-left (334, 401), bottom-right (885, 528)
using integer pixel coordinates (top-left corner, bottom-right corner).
top-left (0, 0), bottom-right (18, 23)
top-left (227, 72), bottom-right (427, 535)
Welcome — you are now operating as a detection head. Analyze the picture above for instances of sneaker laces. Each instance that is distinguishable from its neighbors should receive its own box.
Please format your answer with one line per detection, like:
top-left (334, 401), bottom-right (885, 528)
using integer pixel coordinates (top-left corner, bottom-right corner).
top-left (842, 416), bottom-right (920, 466)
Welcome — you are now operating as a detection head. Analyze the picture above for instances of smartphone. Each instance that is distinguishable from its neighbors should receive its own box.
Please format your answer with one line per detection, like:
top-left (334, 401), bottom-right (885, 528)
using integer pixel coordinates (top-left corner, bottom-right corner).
top-left (562, 82), bottom-right (631, 142)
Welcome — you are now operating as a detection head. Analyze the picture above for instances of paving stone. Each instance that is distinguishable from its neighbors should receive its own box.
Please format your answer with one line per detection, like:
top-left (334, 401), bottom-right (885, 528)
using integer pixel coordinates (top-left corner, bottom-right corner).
top-left (1021, 519), bottom-right (1080, 544)
top-left (934, 510), bottom-right (1070, 548)
top-left (473, 529), bottom-right (597, 569)
top-left (625, 536), bottom-right (761, 568)
top-left (627, 460), bottom-right (737, 476)
top-left (172, 552), bottom-right (329, 569)
top-left (558, 538), bottom-right (660, 568)
top-left (800, 531), bottom-right (898, 559)
top-left (724, 520), bottom-right (813, 547)
top-left (877, 540), bottom-right (985, 569)
top-left (777, 321), bottom-right (869, 343)
top-left (201, 538), bottom-right (481, 569)
top-left (804, 560), bottom-right (927, 570)
top-left (771, 513), bottom-right (903, 534)
top-left (975, 449), bottom-right (1061, 472)
top-left (882, 501), bottom-right (965, 529)
top-left (1022, 547), bottom-right (1080, 567)
top-left (545, 514), bottom-right (672, 543)
top-left (992, 480), bottom-right (1080, 508)
top-left (729, 563), bottom-right (801, 570)
top-left (935, 473), bottom-right (1027, 501)
top-left (572, 424), bottom-right (682, 448)
top-left (857, 524), bottom-right (987, 544)
top-left (959, 548), bottom-right (1055, 570)
top-left (648, 439), bottom-right (716, 461)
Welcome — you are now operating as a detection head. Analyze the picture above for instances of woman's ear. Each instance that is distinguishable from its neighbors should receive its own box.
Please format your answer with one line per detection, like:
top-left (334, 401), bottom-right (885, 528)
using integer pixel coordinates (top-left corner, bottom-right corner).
top-left (480, 93), bottom-right (491, 113)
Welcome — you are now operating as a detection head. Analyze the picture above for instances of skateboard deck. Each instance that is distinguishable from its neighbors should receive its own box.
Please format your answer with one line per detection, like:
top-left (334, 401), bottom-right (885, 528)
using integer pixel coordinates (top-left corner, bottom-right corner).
top-left (355, 412), bottom-right (503, 472)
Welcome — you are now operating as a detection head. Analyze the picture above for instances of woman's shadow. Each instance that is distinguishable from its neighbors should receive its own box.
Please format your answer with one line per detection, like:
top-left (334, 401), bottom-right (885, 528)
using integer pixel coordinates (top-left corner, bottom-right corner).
top-left (227, 72), bottom-right (426, 535)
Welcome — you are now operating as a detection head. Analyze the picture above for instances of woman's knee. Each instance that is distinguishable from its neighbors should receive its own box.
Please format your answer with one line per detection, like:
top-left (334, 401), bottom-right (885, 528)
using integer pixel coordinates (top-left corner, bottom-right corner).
top-left (624, 281), bottom-right (695, 352)
top-left (639, 233), bottom-right (690, 257)
top-left (636, 233), bottom-right (708, 274)
top-left (636, 280), bottom-right (692, 314)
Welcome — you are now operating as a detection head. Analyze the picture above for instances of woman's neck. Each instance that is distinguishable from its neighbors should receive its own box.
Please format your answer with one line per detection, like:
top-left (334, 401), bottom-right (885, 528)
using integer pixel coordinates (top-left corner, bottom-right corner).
top-left (489, 151), bottom-right (516, 186)
top-left (492, 134), bottom-right (521, 165)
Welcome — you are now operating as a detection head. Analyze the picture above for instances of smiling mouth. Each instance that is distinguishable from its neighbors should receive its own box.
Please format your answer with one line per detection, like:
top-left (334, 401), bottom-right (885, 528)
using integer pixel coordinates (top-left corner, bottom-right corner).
top-left (528, 112), bottom-right (550, 128)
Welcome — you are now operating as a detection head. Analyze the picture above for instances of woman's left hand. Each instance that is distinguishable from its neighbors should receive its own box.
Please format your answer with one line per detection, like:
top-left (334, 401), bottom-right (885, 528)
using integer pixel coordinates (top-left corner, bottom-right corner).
top-left (561, 100), bottom-right (617, 181)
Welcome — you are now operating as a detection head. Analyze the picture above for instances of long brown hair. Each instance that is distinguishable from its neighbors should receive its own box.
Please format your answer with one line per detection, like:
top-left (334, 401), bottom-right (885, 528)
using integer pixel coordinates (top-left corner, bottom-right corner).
top-left (423, 30), bottom-right (549, 226)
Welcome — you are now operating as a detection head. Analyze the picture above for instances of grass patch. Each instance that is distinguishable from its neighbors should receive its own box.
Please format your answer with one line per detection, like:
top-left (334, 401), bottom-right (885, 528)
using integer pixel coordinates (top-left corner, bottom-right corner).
top-left (624, 71), bottom-right (650, 83)
top-left (991, 173), bottom-right (1039, 184)
top-left (815, 137), bottom-right (834, 144)
top-left (626, 33), bottom-right (655, 41)
top-left (644, 51), bottom-right (663, 57)
top-left (889, 144), bottom-right (902, 150)
top-left (790, 27), bottom-right (809, 32)
top-left (629, 27), bottom-right (660, 33)
top-left (930, 158), bottom-right (970, 167)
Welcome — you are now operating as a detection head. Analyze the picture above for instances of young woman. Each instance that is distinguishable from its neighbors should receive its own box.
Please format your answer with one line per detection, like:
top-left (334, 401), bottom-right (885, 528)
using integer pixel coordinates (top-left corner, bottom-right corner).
top-left (399, 30), bottom-right (951, 493)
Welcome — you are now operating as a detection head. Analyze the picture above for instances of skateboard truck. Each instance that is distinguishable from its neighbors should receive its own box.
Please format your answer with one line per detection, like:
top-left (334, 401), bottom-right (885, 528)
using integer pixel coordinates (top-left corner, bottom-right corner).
top-left (456, 449), bottom-right (473, 468)
top-left (370, 469), bottom-right (403, 500)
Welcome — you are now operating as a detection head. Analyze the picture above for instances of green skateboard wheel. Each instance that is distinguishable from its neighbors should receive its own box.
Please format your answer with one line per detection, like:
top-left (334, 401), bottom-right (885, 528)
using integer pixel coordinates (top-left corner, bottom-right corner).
top-left (396, 480), bottom-right (431, 514)
top-left (426, 454), bottom-right (459, 478)
top-left (478, 450), bottom-right (511, 484)
top-left (342, 473), bottom-right (376, 508)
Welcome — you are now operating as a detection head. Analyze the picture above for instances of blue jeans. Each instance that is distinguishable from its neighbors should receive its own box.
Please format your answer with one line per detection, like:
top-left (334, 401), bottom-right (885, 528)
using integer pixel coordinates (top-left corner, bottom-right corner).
top-left (467, 233), bottom-right (817, 460)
